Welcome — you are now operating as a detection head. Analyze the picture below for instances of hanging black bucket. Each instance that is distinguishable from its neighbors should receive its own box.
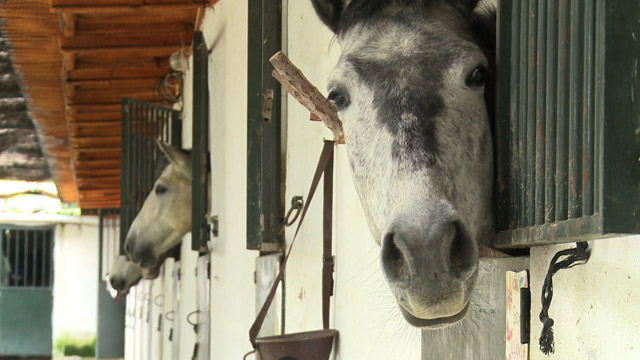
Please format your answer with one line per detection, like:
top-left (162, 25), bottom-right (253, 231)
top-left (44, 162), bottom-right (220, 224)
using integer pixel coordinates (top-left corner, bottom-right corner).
top-left (255, 329), bottom-right (338, 360)
top-left (249, 141), bottom-right (338, 360)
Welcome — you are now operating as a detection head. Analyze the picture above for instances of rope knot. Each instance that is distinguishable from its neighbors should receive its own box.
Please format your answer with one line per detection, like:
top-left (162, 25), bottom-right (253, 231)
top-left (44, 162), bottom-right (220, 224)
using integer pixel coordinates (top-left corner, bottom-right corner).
top-left (538, 242), bottom-right (591, 356)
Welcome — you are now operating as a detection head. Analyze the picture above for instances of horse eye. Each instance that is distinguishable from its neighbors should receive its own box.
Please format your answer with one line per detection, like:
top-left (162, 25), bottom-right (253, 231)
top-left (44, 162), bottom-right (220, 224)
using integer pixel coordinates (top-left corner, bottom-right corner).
top-left (328, 90), bottom-right (349, 109)
top-left (466, 66), bottom-right (486, 87)
top-left (155, 184), bottom-right (168, 195)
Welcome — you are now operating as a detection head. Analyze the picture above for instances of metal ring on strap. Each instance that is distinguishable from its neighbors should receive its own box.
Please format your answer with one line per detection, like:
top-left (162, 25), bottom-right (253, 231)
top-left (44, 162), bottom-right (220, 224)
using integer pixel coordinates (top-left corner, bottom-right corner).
top-left (154, 294), bottom-right (164, 307)
top-left (186, 310), bottom-right (200, 326)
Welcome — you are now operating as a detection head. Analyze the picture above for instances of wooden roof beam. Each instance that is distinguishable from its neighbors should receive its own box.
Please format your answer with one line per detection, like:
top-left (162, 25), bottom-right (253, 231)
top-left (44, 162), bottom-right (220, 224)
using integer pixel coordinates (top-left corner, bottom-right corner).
top-left (59, 32), bottom-right (189, 50)
top-left (51, 3), bottom-right (203, 14)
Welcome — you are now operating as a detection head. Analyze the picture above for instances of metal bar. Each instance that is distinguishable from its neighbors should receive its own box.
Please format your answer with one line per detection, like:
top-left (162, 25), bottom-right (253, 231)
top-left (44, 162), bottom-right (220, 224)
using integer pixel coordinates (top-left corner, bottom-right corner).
top-left (495, 0), bottom-right (514, 232)
top-left (555, 0), bottom-right (570, 222)
top-left (22, 230), bottom-right (28, 287)
top-left (534, 0), bottom-right (547, 225)
top-left (40, 231), bottom-right (45, 287)
top-left (508, 0), bottom-right (520, 230)
top-left (594, 0), bottom-right (605, 215)
top-left (120, 99), bottom-right (130, 254)
top-left (518, 0), bottom-right (529, 227)
top-left (525, 0), bottom-right (537, 227)
top-left (48, 230), bottom-right (54, 287)
top-left (581, 0), bottom-right (595, 216)
top-left (544, 0), bottom-right (558, 224)
top-left (13, 231), bottom-right (19, 287)
top-left (99, 209), bottom-right (104, 282)
top-left (568, 0), bottom-right (583, 218)
top-left (7, 229), bottom-right (12, 286)
top-left (32, 231), bottom-right (37, 287)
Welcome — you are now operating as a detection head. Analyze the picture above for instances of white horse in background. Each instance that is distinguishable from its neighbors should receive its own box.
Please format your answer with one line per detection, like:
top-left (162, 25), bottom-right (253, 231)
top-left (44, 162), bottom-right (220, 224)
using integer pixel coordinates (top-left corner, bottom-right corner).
top-left (124, 141), bottom-right (192, 270)
top-left (108, 255), bottom-right (145, 296)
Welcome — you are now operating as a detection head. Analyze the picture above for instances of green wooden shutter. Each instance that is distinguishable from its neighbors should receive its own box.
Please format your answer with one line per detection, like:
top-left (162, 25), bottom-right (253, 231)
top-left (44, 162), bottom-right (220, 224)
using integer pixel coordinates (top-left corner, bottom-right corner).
top-left (192, 30), bottom-right (211, 252)
top-left (247, 0), bottom-right (283, 250)
top-left (495, 0), bottom-right (640, 248)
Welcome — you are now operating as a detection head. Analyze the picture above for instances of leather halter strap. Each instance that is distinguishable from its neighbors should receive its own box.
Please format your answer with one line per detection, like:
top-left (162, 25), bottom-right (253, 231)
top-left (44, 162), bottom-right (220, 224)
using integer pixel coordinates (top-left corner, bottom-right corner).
top-left (249, 140), bottom-right (335, 347)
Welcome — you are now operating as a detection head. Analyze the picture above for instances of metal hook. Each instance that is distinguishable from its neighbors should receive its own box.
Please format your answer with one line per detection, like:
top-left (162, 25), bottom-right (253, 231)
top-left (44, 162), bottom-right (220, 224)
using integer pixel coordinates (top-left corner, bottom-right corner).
top-left (165, 310), bottom-right (175, 321)
top-left (154, 294), bottom-right (164, 307)
top-left (282, 196), bottom-right (304, 228)
top-left (186, 310), bottom-right (200, 326)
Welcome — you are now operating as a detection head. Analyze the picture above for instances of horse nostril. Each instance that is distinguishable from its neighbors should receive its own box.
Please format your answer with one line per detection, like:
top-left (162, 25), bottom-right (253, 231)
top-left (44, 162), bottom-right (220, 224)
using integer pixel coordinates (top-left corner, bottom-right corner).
top-left (381, 233), bottom-right (411, 285)
top-left (110, 277), bottom-right (124, 291)
top-left (448, 223), bottom-right (477, 278)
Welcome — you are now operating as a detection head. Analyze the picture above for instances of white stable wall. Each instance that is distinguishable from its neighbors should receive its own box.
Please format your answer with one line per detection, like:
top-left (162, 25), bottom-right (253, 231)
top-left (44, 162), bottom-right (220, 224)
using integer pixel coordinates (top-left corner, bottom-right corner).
top-left (51, 219), bottom-right (100, 343)
top-left (199, 1), bottom-right (260, 358)
top-left (530, 236), bottom-right (640, 360)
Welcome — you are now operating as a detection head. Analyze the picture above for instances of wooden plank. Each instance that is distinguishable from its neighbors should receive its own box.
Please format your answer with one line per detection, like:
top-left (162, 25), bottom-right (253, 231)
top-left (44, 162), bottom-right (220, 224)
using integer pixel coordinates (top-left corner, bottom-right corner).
top-left (69, 122), bottom-right (122, 136)
top-left (74, 148), bottom-right (120, 161)
top-left (75, 17), bottom-right (194, 36)
top-left (52, 3), bottom-right (202, 14)
top-left (61, 14), bottom-right (77, 36)
top-left (71, 136), bottom-right (121, 148)
top-left (51, 0), bottom-right (144, 6)
top-left (67, 60), bottom-right (170, 81)
top-left (59, 32), bottom-right (188, 50)
top-left (75, 168), bottom-right (120, 177)
top-left (67, 93), bottom-right (159, 105)
top-left (73, 159), bottom-right (121, 169)
top-left (269, 51), bottom-right (344, 143)
top-left (77, 182), bottom-right (120, 190)
top-left (63, 45), bottom-right (180, 57)
top-left (77, 177), bottom-right (120, 186)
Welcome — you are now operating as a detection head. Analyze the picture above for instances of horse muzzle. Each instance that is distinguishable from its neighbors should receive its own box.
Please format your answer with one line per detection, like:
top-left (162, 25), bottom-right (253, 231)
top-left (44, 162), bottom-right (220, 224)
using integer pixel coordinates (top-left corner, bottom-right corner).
top-left (125, 235), bottom-right (158, 269)
top-left (380, 202), bottom-right (479, 327)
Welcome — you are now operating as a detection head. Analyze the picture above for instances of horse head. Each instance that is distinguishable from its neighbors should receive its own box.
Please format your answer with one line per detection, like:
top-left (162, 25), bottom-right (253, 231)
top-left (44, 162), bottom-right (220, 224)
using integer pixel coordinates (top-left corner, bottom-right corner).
top-left (125, 141), bottom-right (192, 269)
top-left (311, 0), bottom-right (496, 328)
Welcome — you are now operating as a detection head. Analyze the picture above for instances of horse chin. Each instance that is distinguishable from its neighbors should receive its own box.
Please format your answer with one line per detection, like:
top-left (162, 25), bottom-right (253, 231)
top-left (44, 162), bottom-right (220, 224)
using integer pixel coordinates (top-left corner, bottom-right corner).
top-left (398, 301), bottom-right (470, 329)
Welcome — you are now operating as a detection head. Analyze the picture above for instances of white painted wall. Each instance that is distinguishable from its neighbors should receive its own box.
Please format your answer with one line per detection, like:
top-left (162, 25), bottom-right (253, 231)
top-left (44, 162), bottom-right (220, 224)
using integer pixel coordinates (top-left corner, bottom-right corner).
top-left (199, 2), bottom-right (260, 358)
top-left (178, 234), bottom-right (199, 360)
top-left (530, 236), bottom-right (640, 360)
top-left (51, 219), bottom-right (100, 342)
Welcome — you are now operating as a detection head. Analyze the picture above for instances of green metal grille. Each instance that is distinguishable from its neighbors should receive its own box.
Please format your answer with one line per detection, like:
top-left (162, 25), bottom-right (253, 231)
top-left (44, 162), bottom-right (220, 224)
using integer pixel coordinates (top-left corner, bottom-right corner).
top-left (495, 0), bottom-right (640, 247)
top-left (0, 226), bottom-right (53, 289)
top-left (120, 98), bottom-right (181, 253)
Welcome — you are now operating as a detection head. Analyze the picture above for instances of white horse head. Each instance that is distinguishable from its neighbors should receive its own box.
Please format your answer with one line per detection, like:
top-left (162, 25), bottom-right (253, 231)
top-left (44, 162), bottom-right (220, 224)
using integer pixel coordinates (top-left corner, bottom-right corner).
top-left (311, 0), bottom-right (496, 328)
top-left (107, 254), bottom-right (144, 296)
top-left (125, 141), bottom-right (192, 269)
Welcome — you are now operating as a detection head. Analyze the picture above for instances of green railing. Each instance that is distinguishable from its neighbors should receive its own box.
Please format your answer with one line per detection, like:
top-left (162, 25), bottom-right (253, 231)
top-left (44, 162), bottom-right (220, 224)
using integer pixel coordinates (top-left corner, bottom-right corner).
top-left (120, 98), bottom-right (181, 253)
top-left (0, 226), bottom-right (53, 289)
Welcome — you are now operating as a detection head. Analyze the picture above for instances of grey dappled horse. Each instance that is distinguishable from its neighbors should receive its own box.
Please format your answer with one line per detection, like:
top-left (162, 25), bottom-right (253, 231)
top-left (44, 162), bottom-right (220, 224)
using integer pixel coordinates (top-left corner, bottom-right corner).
top-left (125, 142), bottom-right (192, 270)
top-left (311, 0), bottom-right (496, 328)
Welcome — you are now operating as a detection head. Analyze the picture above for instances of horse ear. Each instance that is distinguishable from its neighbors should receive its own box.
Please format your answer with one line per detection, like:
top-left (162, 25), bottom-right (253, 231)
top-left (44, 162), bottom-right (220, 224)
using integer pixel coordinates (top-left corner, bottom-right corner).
top-left (156, 140), bottom-right (190, 170)
top-left (311, 0), bottom-right (347, 33)
top-left (447, 0), bottom-right (481, 14)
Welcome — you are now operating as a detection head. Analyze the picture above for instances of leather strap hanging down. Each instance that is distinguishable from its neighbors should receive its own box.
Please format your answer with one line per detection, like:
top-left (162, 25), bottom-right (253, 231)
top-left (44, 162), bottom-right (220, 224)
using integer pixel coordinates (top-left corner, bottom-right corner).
top-left (249, 140), bottom-right (335, 347)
